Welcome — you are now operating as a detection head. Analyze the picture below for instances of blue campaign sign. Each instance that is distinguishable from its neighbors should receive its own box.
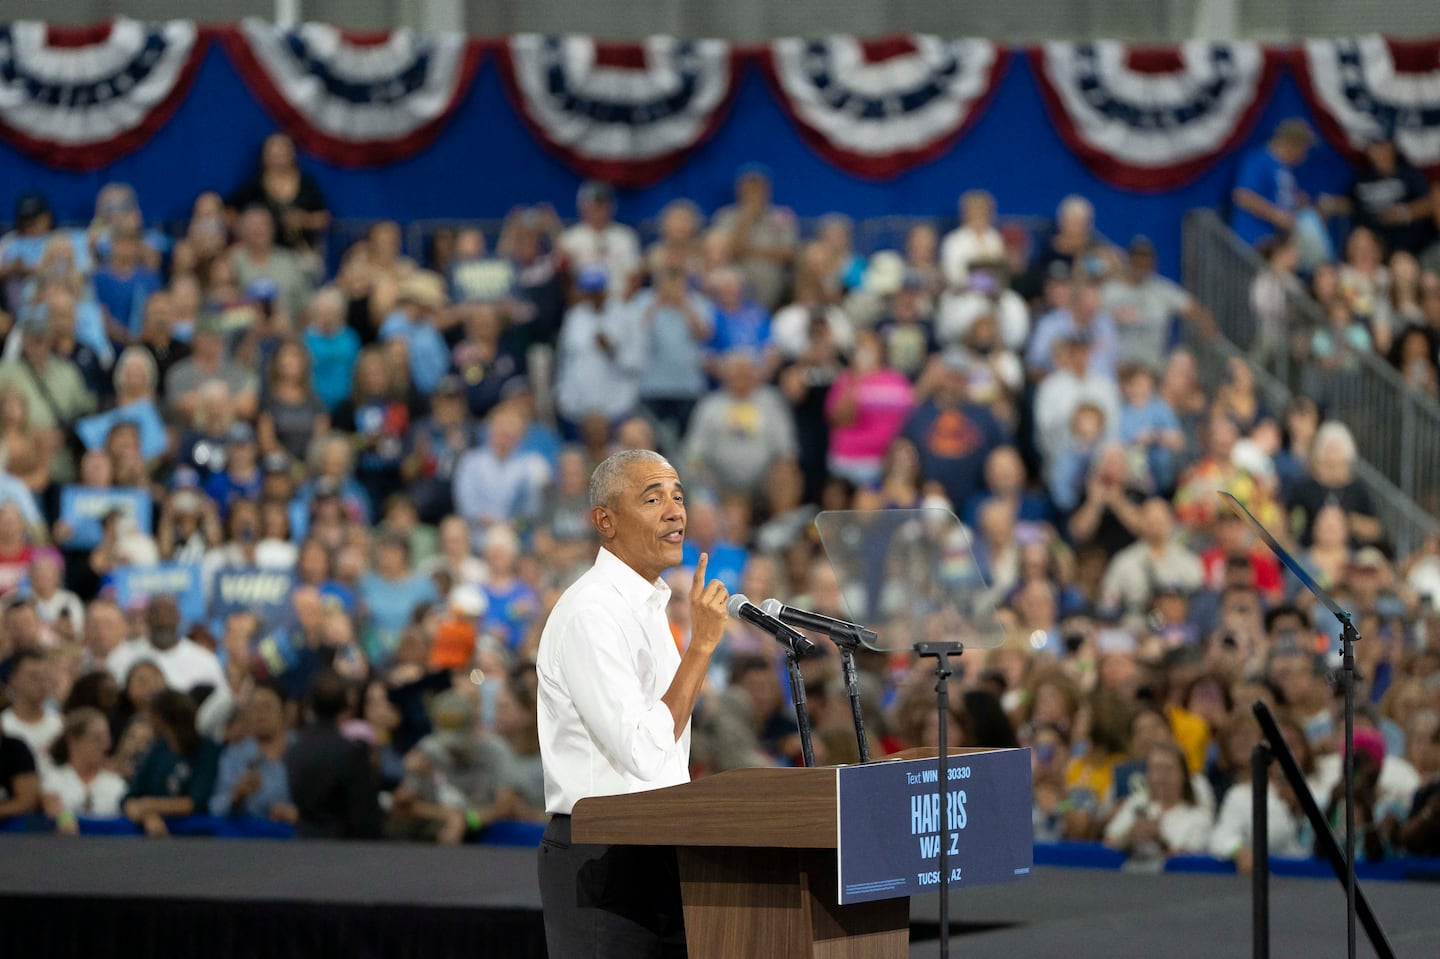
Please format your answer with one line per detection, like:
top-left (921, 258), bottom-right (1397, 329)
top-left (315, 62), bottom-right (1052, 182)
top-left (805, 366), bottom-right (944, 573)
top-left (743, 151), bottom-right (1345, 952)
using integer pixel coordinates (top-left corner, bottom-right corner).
top-left (111, 564), bottom-right (205, 629)
top-left (59, 486), bottom-right (153, 550)
top-left (836, 749), bottom-right (1033, 905)
top-left (209, 566), bottom-right (295, 630)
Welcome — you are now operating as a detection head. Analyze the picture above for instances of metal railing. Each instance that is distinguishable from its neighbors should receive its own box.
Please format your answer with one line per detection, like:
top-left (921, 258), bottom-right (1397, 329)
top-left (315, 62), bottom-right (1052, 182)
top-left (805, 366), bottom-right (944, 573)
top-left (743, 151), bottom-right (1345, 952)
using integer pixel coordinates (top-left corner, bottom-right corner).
top-left (1182, 209), bottom-right (1439, 553)
top-left (393, 214), bottom-right (1056, 264)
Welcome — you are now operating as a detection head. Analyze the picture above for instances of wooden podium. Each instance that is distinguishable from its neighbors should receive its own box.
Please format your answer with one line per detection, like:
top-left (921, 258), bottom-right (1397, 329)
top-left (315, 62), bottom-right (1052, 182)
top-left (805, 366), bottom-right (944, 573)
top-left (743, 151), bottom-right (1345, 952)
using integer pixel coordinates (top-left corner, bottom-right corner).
top-left (572, 748), bottom-right (1009, 959)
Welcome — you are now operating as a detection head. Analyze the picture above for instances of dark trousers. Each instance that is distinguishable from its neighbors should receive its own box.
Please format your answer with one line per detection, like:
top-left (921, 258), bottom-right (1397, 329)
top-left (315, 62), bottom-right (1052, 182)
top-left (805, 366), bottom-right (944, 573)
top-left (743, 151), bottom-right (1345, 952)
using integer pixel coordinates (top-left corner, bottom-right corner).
top-left (538, 814), bottom-right (688, 959)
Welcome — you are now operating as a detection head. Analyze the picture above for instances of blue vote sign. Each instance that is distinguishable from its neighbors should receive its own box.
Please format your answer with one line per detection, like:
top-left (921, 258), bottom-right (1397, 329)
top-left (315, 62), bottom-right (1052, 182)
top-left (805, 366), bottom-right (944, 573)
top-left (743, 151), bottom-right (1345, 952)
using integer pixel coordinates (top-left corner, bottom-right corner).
top-left (836, 749), bottom-right (1033, 905)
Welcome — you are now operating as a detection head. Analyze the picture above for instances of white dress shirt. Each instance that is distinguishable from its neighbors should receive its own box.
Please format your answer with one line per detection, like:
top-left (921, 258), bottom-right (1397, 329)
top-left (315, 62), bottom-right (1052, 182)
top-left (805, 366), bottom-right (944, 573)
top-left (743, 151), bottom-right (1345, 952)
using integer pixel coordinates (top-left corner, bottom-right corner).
top-left (537, 547), bottom-right (688, 815)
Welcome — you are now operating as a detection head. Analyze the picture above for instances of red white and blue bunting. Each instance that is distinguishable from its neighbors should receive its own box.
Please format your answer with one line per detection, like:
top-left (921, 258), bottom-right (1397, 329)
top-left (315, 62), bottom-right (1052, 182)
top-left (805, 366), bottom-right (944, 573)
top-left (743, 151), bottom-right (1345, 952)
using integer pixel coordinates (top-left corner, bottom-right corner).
top-left (0, 18), bottom-right (205, 170)
top-left (4, 24), bottom-right (1436, 188)
top-left (221, 18), bottom-right (481, 167)
top-left (497, 34), bottom-right (738, 188)
top-left (1030, 41), bottom-right (1281, 190)
top-left (1297, 35), bottom-right (1440, 175)
top-left (760, 35), bottom-right (1008, 179)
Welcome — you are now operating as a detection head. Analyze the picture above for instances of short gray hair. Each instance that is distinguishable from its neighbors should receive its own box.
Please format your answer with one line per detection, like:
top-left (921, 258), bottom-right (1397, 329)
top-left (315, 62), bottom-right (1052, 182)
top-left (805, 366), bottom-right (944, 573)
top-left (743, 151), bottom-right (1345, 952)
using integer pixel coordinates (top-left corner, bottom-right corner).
top-left (589, 449), bottom-right (672, 509)
top-left (1313, 421), bottom-right (1357, 463)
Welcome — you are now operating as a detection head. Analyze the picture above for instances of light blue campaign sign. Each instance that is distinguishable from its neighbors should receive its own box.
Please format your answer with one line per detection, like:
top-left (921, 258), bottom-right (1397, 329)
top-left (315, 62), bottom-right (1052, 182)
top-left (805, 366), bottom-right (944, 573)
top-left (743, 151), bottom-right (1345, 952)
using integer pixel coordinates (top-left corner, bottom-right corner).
top-left (59, 486), bottom-right (152, 550)
top-left (836, 749), bottom-right (1032, 905)
top-left (112, 564), bottom-right (205, 629)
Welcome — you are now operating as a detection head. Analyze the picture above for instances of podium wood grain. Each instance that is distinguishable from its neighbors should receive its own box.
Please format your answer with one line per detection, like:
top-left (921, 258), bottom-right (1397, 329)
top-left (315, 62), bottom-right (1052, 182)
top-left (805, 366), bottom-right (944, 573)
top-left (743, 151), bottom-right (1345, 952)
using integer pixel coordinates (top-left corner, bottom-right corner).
top-left (571, 750), bottom-right (984, 959)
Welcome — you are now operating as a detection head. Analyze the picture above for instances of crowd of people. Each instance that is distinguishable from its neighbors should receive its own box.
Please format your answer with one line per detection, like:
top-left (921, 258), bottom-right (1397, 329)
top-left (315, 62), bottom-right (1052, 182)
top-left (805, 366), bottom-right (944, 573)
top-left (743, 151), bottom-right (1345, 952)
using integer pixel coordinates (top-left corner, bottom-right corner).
top-left (0, 131), bottom-right (1437, 872)
top-left (1235, 119), bottom-right (1440, 406)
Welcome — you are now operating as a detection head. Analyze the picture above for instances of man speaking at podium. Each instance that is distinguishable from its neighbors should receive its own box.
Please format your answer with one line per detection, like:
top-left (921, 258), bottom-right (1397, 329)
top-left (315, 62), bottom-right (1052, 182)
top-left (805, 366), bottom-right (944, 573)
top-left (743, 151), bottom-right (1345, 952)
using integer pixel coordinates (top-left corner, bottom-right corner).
top-left (536, 449), bottom-right (730, 958)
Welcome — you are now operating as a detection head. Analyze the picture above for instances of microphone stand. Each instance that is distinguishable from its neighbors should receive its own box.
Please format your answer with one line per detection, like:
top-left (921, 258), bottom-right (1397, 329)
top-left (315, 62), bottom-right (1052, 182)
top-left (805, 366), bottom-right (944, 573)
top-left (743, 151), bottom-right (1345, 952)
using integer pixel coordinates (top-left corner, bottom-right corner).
top-left (1220, 491), bottom-right (1361, 959)
top-left (1340, 616), bottom-right (1358, 959)
top-left (785, 649), bottom-right (815, 768)
top-left (831, 627), bottom-right (871, 764)
top-left (915, 640), bottom-right (964, 959)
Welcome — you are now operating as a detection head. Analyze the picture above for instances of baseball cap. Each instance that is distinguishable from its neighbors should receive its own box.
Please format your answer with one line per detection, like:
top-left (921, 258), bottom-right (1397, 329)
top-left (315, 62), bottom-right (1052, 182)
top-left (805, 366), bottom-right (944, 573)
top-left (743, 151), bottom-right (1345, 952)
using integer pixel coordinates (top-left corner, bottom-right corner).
top-left (434, 375), bottom-right (465, 398)
top-left (735, 161), bottom-right (772, 182)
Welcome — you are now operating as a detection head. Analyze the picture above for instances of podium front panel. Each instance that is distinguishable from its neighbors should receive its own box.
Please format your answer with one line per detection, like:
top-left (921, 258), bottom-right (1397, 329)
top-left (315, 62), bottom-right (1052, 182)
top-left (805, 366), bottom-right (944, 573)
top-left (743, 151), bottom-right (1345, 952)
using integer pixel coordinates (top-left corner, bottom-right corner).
top-left (836, 748), bottom-right (1033, 905)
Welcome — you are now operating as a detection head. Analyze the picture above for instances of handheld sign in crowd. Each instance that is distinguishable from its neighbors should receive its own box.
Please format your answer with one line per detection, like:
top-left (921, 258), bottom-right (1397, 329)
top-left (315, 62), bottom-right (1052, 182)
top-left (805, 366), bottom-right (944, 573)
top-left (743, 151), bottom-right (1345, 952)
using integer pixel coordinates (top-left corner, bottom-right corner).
top-left (58, 486), bottom-right (152, 550)
top-left (111, 564), bottom-right (204, 628)
top-left (835, 748), bottom-right (1033, 905)
top-left (208, 566), bottom-right (295, 631)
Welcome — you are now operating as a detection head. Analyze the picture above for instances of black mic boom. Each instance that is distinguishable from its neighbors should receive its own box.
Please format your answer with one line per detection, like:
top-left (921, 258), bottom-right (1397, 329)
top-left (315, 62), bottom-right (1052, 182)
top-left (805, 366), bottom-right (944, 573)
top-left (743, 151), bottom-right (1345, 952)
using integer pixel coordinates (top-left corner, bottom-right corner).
top-left (726, 594), bottom-right (818, 657)
top-left (759, 599), bottom-right (877, 648)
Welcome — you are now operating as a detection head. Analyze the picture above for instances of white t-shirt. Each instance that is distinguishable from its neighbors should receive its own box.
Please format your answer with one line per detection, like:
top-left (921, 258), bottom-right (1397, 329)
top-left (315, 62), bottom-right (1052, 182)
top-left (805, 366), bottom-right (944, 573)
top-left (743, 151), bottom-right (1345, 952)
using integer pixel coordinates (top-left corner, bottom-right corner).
top-left (43, 764), bottom-right (127, 816)
top-left (559, 223), bottom-right (642, 296)
top-left (935, 288), bottom-right (1031, 352)
top-left (770, 303), bottom-right (855, 359)
top-left (1312, 752), bottom-right (1421, 818)
top-left (1209, 781), bottom-right (1311, 860)
top-left (939, 225), bottom-right (1004, 287)
top-left (107, 638), bottom-right (225, 693)
top-left (0, 706), bottom-right (61, 769)
top-left (1103, 791), bottom-right (1213, 855)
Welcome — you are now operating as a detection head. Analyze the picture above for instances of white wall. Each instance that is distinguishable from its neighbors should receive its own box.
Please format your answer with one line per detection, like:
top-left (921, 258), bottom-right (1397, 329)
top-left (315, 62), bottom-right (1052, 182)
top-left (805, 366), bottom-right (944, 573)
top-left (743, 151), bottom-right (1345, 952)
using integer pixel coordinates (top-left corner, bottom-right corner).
top-left (7, 0), bottom-right (1440, 40)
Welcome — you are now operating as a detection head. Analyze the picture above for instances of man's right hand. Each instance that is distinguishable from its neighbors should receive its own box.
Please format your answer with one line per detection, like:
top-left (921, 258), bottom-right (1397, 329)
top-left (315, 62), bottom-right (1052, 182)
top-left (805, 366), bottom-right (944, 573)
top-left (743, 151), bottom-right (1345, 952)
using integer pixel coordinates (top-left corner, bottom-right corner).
top-left (689, 553), bottom-right (730, 654)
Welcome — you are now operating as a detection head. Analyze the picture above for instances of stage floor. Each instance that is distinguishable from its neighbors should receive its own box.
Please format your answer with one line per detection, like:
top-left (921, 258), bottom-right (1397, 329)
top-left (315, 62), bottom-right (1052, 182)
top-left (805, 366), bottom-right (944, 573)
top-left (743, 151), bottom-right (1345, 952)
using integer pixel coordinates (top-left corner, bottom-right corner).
top-left (1, 836), bottom-right (1436, 958)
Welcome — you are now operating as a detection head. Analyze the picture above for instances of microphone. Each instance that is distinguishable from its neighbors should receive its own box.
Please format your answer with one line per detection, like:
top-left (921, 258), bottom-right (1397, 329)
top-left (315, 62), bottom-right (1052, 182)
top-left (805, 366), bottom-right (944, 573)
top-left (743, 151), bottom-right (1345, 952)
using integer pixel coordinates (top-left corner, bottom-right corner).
top-left (759, 599), bottom-right (877, 649)
top-left (726, 594), bottom-right (818, 657)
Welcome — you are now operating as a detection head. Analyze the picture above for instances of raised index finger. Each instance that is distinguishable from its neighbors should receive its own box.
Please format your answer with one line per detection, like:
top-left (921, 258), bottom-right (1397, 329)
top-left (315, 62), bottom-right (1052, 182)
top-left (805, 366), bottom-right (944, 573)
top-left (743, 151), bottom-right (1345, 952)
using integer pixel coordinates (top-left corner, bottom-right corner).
top-left (692, 552), bottom-right (709, 594)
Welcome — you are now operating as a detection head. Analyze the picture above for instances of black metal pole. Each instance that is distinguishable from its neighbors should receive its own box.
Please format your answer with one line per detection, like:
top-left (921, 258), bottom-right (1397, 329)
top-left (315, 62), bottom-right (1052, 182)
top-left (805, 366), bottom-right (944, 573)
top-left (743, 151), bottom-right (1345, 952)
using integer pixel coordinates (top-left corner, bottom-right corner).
top-left (1252, 742), bottom-right (1271, 959)
top-left (916, 641), bottom-right (963, 959)
top-left (786, 651), bottom-right (815, 768)
top-left (1341, 620), bottom-right (1358, 959)
top-left (837, 642), bottom-right (870, 763)
top-left (1252, 702), bottom-right (1396, 959)
top-left (935, 657), bottom-right (951, 959)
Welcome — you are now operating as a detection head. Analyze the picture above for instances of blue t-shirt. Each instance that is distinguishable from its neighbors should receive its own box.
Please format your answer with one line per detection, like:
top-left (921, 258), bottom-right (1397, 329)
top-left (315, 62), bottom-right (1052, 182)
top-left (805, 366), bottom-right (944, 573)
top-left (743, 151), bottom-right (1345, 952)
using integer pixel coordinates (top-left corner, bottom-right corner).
top-left (93, 265), bottom-right (161, 338)
top-left (1230, 147), bottom-right (1299, 246)
top-left (303, 327), bottom-right (361, 412)
top-left (901, 401), bottom-right (1010, 511)
top-left (484, 579), bottom-right (541, 652)
top-left (204, 468), bottom-right (264, 521)
top-left (1119, 396), bottom-right (1181, 447)
top-left (360, 572), bottom-right (438, 662)
top-left (709, 303), bottom-right (772, 357)
top-left (960, 490), bottom-right (1051, 530)
top-left (680, 541), bottom-right (748, 594)
top-left (380, 313), bottom-right (450, 395)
